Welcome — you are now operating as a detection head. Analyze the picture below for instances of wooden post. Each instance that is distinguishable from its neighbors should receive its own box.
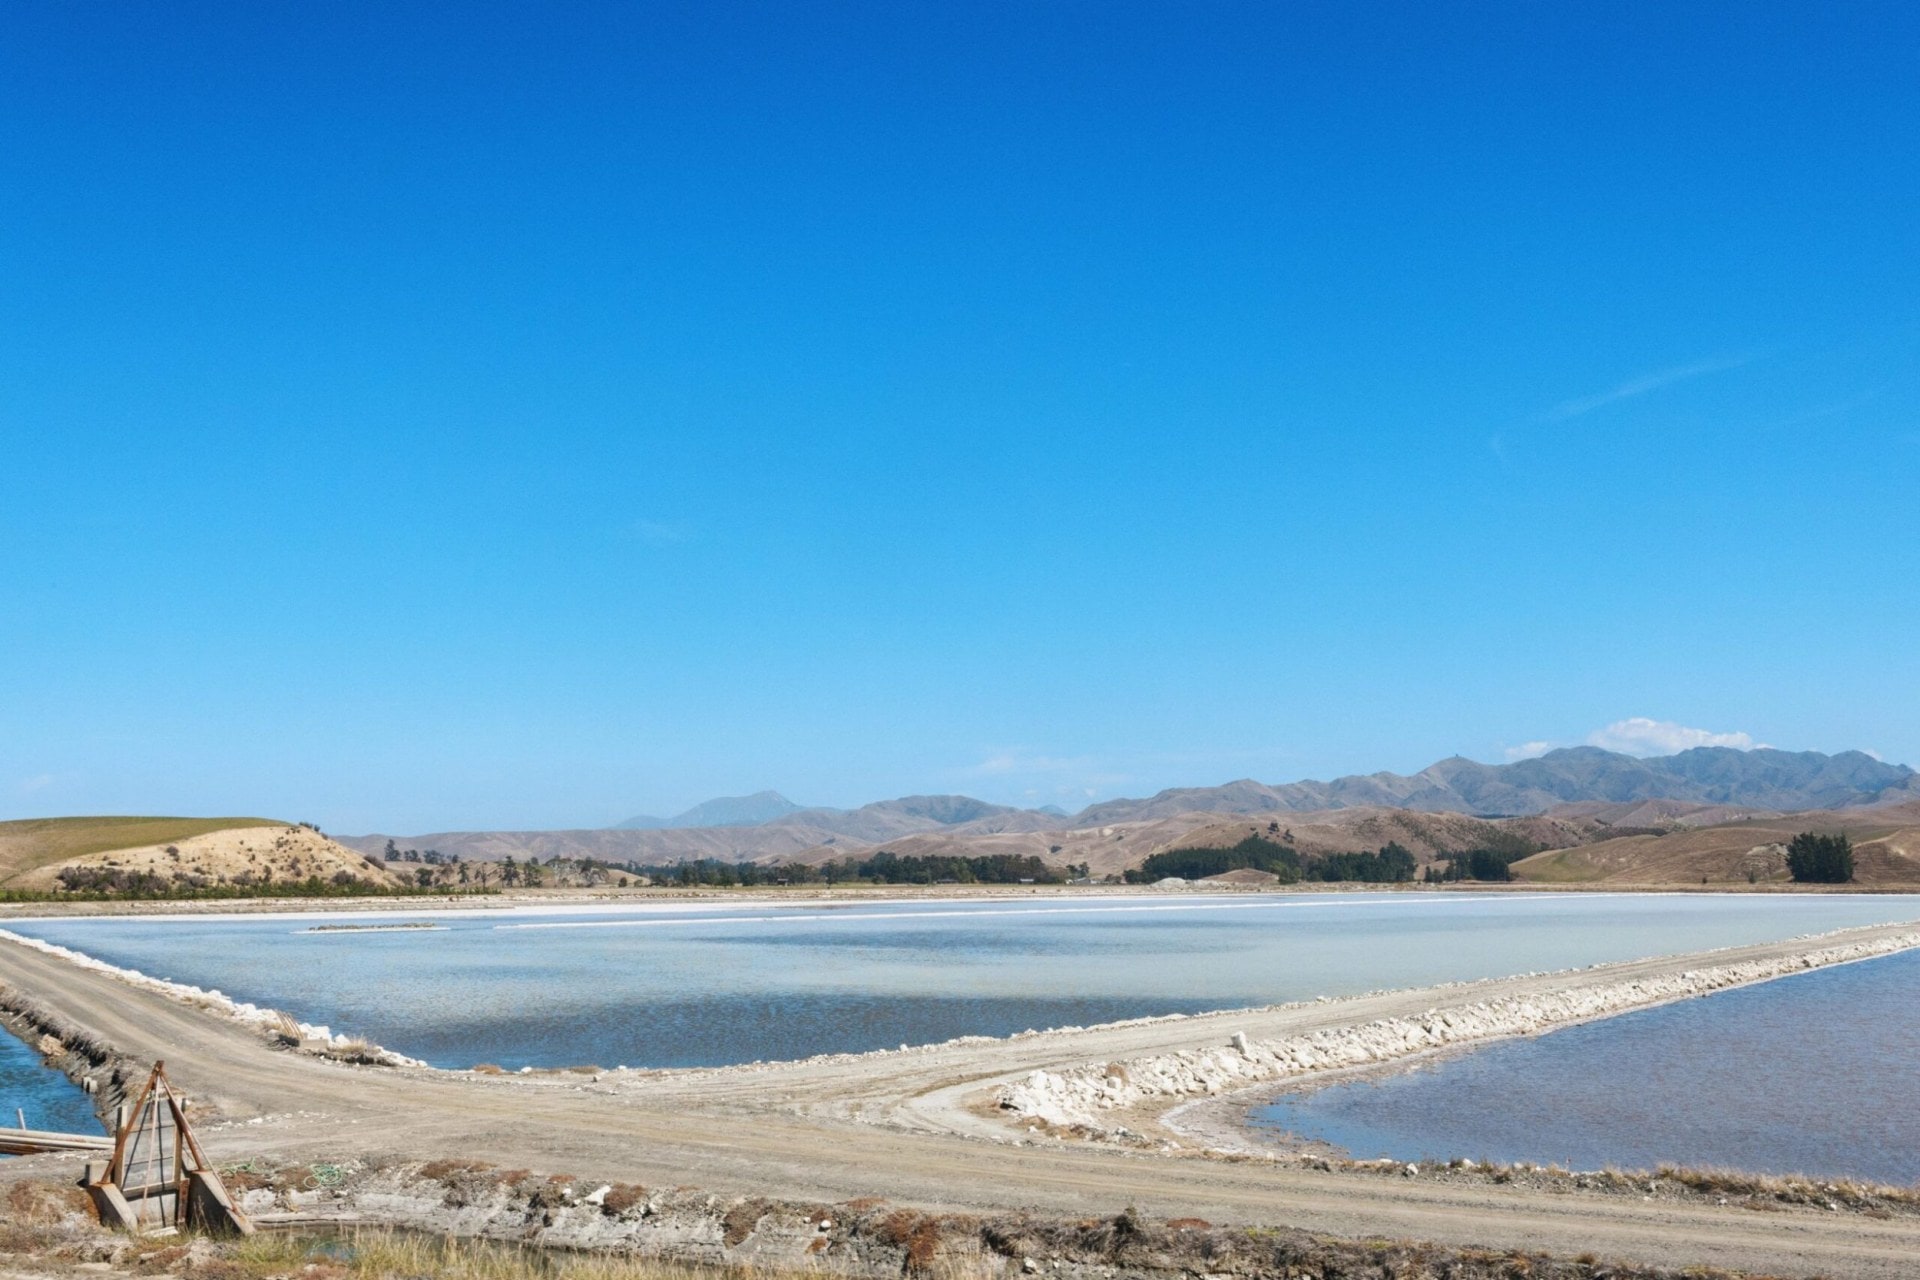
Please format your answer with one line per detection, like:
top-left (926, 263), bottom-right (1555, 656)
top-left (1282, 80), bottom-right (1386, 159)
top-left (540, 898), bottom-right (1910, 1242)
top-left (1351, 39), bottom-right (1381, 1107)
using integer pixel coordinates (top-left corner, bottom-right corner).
top-left (89, 1061), bottom-right (252, 1237)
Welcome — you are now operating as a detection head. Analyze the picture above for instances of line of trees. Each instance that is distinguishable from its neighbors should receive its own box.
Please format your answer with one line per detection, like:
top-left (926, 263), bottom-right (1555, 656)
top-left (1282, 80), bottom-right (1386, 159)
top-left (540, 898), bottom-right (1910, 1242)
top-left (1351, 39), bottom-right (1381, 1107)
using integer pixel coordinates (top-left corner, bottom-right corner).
top-left (1786, 831), bottom-right (1854, 884)
top-left (1122, 836), bottom-right (1420, 885)
top-left (1123, 835), bottom-right (1299, 883)
top-left (5, 868), bottom-right (497, 903)
top-left (1308, 843), bottom-right (1419, 883)
top-left (637, 851), bottom-right (1074, 887)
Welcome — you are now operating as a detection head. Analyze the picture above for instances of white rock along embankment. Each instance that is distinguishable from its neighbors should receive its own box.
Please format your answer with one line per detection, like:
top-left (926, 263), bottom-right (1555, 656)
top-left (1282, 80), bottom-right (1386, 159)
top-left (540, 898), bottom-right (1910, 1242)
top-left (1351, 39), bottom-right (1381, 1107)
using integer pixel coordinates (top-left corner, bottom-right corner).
top-left (0, 926), bottom-right (426, 1067)
top-left (997, 929), bottom-right (1920, 1131)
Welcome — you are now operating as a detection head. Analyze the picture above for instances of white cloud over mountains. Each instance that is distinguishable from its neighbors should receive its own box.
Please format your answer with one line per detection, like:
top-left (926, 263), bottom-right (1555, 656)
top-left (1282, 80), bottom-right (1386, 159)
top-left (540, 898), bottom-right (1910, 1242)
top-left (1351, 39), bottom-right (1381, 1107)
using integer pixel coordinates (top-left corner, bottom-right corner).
top-left (1502, 719), bottom-right (1767, 762)
top-left (1586, 718), bottom-right (1761, 756)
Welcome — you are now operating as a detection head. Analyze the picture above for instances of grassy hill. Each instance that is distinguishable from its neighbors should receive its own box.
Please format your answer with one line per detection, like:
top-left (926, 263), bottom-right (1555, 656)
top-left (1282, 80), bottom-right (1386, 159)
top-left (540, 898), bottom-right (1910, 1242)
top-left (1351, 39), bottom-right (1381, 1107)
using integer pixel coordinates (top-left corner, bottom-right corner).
top-left (0, 815), bottom-right (279, 884)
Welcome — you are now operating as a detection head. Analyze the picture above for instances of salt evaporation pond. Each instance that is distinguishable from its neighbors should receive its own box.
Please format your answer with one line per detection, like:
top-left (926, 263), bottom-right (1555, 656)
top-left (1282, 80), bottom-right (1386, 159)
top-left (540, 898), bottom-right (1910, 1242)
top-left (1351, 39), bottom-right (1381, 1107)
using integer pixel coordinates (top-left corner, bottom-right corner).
top-left (1250, 945), bottom-right (1920, 1185)
top-left (9, 892), bottom-right (1920, 1072)
top-left (1, 1024), bottom-right (101, 1150)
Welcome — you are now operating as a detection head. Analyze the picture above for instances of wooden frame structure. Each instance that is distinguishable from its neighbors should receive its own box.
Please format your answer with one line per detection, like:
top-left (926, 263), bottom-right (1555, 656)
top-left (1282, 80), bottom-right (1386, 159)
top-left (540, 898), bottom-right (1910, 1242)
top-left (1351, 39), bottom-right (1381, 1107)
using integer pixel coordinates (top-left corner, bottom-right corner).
top-left (84, 1061), bottom-right (253, 1237)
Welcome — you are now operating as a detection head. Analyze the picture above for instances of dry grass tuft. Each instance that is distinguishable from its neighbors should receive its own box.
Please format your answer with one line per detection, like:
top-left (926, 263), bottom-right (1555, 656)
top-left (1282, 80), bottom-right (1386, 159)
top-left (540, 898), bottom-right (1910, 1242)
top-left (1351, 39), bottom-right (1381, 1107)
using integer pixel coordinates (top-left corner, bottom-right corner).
top-left (601, 1183), bottom-right (650, 1216)
top-left (721, 1198), bottom-right (771, 1246)
top-left (4, 1179), bottom-right (92, 1224)
top-left (873, 1209), bottom-right (948, 1271)
top-left (230, 1229), bottom-right (768, 1280)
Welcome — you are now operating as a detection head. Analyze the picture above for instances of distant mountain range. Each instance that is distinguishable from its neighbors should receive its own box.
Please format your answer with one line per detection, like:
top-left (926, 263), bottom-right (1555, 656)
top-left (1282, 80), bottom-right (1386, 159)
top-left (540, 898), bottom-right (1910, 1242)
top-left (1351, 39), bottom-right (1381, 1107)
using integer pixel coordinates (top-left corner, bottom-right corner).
top-left (1075, 746), bottom-right (1917, 824)
top-left (342, 746), bottom-right (1917, 867)
top-left (617, 790), bottom-right (804, 829)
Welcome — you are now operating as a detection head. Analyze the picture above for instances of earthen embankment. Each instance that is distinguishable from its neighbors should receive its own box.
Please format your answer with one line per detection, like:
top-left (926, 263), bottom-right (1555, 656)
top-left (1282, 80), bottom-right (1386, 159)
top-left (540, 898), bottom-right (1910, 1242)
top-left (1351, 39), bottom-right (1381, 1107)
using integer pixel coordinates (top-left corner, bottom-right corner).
top-left (995, 929), bottom-right (1920, 1131)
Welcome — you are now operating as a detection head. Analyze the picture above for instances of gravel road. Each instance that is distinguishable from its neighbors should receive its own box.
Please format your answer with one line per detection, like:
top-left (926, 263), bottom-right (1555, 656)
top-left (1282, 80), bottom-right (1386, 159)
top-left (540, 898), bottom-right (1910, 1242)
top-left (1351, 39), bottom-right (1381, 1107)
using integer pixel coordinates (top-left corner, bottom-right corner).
top-left (6, 920), bottom-right (1920, 1278)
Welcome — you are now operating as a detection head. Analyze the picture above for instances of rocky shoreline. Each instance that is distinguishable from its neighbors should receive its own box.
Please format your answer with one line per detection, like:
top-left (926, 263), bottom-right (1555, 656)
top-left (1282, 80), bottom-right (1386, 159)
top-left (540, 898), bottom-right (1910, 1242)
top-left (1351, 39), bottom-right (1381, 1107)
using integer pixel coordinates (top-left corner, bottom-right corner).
top-left (996, 928), bottom-right (1920, 1133)
top-left (0, 1159), bottom-right (1826, 1280)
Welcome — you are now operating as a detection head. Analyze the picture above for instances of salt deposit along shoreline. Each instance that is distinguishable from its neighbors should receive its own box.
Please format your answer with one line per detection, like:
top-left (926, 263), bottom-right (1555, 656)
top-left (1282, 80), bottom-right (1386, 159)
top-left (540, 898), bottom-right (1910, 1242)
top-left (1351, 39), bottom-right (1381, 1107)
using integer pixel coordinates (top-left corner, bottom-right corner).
top-left (8, 911), bottom-right (1920, 1131)
top-left (993, 926), bottom-right (1920, 1140)
top-left (0, 927), bottom-right (427, 1070)
top-left (11, 913), bottom-right (1920, 1277)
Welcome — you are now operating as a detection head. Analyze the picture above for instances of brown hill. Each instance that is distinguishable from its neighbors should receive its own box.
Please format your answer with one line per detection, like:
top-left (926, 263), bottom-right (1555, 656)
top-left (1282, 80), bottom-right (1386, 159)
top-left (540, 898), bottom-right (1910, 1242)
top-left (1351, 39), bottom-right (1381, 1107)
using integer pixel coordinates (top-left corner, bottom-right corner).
top-left (0, 816), bottom-right (279, 885)
top-left (1541, 799), bottom-right (1779, 828)
top-left (6, 823), bottom-right (399, 893)
top-left (1156, 808), bottom-right (1601, 863)
top-left (346, 747), bottom-right (1914, 871)
top-left (1511, 803), bottom-right (1920, 886)
top-left (782, 812), bottom-right (1230, 879)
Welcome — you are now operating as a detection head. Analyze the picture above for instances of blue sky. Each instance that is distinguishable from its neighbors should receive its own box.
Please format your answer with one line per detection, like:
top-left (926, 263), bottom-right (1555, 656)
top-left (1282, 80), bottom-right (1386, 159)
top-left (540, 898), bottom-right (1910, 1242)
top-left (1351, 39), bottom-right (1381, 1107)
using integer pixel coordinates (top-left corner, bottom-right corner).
top-left (3, 2), bottom-right (1916, 833)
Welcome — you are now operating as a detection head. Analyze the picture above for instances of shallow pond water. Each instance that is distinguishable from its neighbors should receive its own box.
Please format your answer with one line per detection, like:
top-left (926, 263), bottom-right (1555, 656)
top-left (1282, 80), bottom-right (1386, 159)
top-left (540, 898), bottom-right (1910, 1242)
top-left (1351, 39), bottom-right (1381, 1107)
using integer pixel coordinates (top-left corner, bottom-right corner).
top-left (1250, 946), bottom-right (1920, 1184)
top-left (7, 892), bottom-right (1919, 1071)
top-left (0, 1024), bottom-right (102, 1153)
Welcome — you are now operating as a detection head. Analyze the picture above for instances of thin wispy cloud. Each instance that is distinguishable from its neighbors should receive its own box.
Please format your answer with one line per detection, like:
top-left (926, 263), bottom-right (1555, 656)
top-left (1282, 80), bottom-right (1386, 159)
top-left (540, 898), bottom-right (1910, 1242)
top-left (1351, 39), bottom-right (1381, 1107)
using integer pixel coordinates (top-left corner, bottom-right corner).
top-left (1541, 354), bottom-right (1757, 423)
top-left (1503, 740), bottom-right (1553, 762)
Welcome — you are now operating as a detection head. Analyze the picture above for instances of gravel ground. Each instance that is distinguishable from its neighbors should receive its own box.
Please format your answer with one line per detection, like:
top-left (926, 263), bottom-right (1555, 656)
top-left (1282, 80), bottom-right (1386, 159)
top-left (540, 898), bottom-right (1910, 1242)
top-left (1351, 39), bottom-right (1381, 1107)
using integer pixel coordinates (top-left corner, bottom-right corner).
top-left (6, 916), bottom-right (1920, 1279)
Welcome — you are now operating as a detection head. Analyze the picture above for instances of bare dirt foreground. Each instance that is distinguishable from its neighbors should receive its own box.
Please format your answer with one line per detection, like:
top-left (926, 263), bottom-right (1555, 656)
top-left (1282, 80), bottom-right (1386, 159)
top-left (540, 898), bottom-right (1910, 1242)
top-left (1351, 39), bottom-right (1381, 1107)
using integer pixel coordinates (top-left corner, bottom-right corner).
top-left (7, 921), bottom-right (1920, 1279)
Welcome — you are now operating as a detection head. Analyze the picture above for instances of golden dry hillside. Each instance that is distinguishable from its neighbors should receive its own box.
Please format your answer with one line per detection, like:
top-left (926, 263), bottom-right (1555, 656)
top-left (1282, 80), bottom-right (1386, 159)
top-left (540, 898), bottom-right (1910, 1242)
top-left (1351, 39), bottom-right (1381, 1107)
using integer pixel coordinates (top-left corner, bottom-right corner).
top-left (1510, 803), bottom-right (1920, 886)
top-left (0, 816), bottom-right (276, 883)
top-left (0, 819), bottom-right (400, 892)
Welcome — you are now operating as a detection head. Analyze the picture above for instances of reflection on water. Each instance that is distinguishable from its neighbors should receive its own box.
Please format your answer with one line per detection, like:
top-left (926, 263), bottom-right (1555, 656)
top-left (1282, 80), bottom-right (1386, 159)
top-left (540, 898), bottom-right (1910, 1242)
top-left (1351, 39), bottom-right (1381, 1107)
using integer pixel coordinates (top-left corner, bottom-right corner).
top-left (8, 892), bottom-right (1919, 1071)
top-left (1251, 947), bottom-right (1920, 1184)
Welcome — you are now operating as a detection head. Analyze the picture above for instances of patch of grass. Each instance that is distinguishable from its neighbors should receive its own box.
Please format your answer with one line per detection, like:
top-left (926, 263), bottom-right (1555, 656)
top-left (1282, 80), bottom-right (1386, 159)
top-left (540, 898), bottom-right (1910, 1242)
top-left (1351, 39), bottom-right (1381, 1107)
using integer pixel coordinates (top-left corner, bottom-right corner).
top-left (229, 1229), bottom-right (764, 1280)
top-left (1507, 848), bottom-right (1604, 883)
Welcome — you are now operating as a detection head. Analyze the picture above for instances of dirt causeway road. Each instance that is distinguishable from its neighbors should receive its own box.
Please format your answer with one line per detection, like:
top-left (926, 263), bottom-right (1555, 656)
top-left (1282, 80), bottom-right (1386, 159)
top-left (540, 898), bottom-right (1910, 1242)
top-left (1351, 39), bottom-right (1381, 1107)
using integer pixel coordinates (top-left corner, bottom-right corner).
top-left (7, 922), bottom-right (1920, 1279)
